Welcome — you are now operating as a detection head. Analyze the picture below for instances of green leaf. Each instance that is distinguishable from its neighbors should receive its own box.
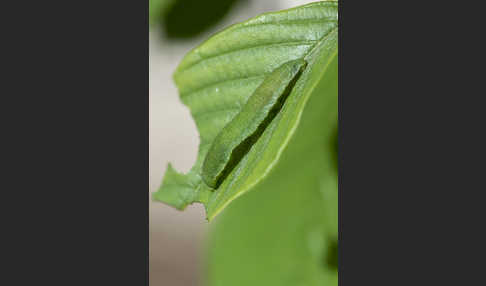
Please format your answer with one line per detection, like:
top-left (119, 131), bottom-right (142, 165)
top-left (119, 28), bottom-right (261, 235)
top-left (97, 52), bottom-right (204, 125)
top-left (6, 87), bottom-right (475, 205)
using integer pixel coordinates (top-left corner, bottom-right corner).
top-left (153, 164), bottom-right (211, 210)
top-left (153, 1), bottom-right (338, 221)
top-left (161, 0), bottom-right (242, 38)
top-left (207, 44), bottom-right (338, 286)
top-left (153, 1), bottom-right (338, 285)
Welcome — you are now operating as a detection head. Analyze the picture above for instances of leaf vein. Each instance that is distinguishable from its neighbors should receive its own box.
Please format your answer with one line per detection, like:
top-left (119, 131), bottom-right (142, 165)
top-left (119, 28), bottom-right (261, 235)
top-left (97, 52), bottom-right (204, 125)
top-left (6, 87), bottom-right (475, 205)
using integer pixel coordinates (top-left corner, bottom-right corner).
top-left (177, 41), bottom-right (316, 74)
top-left (180, 75), bottom-right (265, 99)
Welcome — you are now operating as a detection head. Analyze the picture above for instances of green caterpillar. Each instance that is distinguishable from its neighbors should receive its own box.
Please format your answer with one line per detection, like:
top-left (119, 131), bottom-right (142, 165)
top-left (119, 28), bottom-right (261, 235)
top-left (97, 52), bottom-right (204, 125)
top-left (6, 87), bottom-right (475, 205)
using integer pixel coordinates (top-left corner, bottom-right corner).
top-left (201, 59), bottom-right (307, 189)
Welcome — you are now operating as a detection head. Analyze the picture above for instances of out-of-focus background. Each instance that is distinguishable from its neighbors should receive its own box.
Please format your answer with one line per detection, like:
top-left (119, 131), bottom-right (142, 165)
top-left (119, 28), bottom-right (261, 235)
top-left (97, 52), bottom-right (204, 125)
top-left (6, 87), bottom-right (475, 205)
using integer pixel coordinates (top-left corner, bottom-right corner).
top-left (149, 1), bottom-right (315, 285)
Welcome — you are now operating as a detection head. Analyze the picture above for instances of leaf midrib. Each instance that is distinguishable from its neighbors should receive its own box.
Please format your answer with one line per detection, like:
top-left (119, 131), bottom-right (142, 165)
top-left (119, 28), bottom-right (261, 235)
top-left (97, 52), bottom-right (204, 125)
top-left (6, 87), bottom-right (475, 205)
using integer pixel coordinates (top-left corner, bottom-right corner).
top-left (206, 29), bottom-right (338, 220)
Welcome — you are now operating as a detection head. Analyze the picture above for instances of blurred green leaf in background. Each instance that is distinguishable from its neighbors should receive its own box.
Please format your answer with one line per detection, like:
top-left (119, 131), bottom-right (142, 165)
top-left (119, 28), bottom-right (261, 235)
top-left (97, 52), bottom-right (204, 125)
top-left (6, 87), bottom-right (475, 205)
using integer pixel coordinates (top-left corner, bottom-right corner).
top-left (150, 0), bottom-right (244, 39)
top-left (149, 0), bottom-right (175, 26)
